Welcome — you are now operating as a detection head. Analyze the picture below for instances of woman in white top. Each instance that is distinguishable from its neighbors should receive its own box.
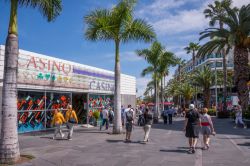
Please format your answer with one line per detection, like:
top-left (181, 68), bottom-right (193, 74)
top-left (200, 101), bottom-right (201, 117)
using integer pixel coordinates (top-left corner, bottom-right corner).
top-left (200, 108), bottom-right (215, 150)
top-left (234, 101), bottom-right (247, 128)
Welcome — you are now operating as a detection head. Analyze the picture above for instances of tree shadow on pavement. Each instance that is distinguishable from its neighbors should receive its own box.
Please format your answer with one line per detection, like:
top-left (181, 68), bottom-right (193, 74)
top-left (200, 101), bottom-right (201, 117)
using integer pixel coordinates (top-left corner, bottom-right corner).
top-left (237, 142), bottom-right (250, 147)
top-left (106, 139), bottom-right (145, 144)
top-left (160, 149), bottom-right (187, 153)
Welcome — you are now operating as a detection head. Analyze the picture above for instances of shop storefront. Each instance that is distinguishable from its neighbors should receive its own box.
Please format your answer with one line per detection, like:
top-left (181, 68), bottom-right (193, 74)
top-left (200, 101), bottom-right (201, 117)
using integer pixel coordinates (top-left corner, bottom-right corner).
top-left (0, 45), bottom-right (136, 133)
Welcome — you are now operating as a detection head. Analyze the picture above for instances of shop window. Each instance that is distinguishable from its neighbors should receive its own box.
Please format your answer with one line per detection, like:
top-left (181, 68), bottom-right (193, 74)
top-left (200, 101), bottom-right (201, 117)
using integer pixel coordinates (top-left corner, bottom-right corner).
top-left (88, 94), bottom-right (113, 125)
top-left (17, 91), bottom-right (45, 111)
top-left (18, 111), bottom-right (45, 133)
top-left (45, 92), bottom-right (71, 111)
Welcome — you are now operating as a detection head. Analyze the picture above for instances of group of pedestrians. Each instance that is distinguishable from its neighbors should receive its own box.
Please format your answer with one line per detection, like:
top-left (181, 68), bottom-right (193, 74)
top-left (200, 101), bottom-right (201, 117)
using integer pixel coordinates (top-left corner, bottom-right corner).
top-left (184, 104), bottom-right (216, 154)
top-left (52, 105), bottom-right (78, 140)
top-left (100, 106), bottom-right (114, 131)
top-left (162, 107), bottom-right (176, 124)
top-left (122, 105), bottom-right (154, 143)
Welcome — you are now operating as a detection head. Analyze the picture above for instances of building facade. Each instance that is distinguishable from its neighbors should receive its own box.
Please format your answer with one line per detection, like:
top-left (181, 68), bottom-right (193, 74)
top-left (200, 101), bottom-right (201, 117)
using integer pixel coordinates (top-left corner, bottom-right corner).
top-left (174, 50), bottom-right (250, 108)
top-left (0, 45), bottom-right (136, 133)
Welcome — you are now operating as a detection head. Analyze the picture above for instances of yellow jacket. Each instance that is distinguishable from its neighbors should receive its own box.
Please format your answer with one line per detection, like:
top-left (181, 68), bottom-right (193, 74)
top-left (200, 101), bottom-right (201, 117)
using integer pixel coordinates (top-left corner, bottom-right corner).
top-left (65, 110), bottom-right (78, 124)
top-left (52, 112), bottom-right (66, 125)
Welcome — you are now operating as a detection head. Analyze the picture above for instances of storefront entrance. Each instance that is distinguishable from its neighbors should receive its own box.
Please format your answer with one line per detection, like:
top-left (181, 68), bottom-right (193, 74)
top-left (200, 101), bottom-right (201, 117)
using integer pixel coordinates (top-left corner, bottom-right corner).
top-left (72, 93), bottom-right (88, 124)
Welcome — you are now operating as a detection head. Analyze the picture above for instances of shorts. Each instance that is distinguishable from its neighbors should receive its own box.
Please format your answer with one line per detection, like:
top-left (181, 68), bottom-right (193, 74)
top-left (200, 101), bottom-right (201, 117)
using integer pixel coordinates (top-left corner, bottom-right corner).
top-left (186, 125), bottom-right (200, 138)
top-left (126, 122), bottom-right (133, 132)
top-left (201, 126), bottom-right (211, 135)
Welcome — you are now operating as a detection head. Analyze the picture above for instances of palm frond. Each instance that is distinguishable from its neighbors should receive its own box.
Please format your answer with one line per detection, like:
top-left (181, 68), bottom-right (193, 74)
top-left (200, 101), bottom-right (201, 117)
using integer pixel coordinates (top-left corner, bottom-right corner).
top-left (19, 0), bottom-right (62, 21)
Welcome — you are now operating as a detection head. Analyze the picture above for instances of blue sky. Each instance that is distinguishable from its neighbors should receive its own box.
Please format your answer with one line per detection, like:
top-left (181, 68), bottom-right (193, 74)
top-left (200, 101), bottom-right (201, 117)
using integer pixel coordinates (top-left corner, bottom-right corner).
top-left (0, 0), bottom-right (249, 97)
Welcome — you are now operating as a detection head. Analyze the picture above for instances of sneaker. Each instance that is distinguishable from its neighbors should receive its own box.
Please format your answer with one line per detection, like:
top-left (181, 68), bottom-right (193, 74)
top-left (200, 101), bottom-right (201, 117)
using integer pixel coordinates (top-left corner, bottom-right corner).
top-left (244, 126), bottom-right (247, 129)
top-left (68, 138), bottom-right (72, 141)
top-left (52, 136), bottom-right (56, 140)
top-left (61, 133), bottom-right (65, 138)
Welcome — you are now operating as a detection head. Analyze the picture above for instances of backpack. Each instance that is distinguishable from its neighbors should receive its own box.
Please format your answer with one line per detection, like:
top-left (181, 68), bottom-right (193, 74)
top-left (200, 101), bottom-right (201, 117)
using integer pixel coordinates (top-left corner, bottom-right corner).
top-left (188, 110), bottom-right (198, 125)
top-left (126, 109), bottom-right (133, 122)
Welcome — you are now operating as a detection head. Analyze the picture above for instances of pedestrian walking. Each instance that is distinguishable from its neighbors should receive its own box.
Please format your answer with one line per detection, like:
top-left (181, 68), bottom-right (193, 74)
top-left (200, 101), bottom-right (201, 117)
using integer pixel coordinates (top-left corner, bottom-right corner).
top-left (183, 104), bottom-right (201, 154)
top-left (100, 106), bottom-right (109, 130)
top-left (234, 101), bottom-right (247, 128)
top-left (52, 109), bottom-right (66, 140)
top-left (200, 108), bottom-right (216, 150)
top-left (65, 105), bottom-right (78, 140)
top-left (109, 107), bottom-right (114, 125)
top-left (124, 105), bottom-right (134, 142)
top-left (167, 107), bottom-right (175, 124)
top-left (163, 109), bottom-right (168, 124)
top-left (143, 108), bottom-right (153, 143)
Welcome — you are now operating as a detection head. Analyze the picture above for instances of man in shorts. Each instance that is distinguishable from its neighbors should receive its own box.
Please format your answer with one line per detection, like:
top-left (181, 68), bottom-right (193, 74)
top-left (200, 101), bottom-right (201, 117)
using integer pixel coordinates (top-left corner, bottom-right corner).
top-left (183, 104), bottom-right (201, 154)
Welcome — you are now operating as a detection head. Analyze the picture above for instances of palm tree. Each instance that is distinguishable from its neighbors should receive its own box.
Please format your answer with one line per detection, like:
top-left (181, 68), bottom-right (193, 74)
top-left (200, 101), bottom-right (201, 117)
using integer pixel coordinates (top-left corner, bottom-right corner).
top-left (176, 59), bottom-right (186, 107)
top-left (192, 66), bottom-right (215, 108)
top-left (85, 0), bottom-right (155, 134)
top-left (0, 0), bottom-right (62, 164)
top-left (144, 80), bottom-right (154, 97)
top-left (184, 42), bottom-right (200, 69)
top-left (177, 83), bottom-right (195, 108)
top-left (158, 51), bottom-right (177, 111)
top-left (198, 4), bottom-right (250, 111)
top-left (137, 41), bottom-right (165, 118)
top-left (203, 0), bottom-right (237, 112)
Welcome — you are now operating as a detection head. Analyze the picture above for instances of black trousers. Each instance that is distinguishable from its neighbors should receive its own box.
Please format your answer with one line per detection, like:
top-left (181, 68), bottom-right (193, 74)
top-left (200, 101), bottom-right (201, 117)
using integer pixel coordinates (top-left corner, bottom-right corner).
top-left (167, 114), bottom-right (172, 124)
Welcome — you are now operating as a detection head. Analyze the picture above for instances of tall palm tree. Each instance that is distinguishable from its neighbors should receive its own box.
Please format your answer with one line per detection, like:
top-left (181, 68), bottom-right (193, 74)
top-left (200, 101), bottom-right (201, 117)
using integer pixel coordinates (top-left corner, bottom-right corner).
top-left (184, 42), bottom-right (200, 69)
top-left (192, 66), bottom-right (215, 108)
top-left (144, 80), bottom-right (154, 97)
top-left (0, 0), bottom-right (62, 164)
top-left (85, 0), bottom-right (155, 134)
top-left (158, 51), bottom-right (177, 111)
top-left (198, 4), bottom-right (250, 111)
top-left (137, 41), bottom-right (165, 118)
top-left (203, 0), bottom-right (237, 112)
top-left (176, 58), bottom-right (186, 107)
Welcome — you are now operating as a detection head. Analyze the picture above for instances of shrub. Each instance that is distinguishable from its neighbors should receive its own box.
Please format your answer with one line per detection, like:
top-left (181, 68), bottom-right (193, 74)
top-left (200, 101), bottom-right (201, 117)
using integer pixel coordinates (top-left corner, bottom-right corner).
top-left (217, 111), bottom-right (230, 119)
top-left (92, 111), bottom-right (100, 120)
top-left (207, 109), bottom-right (216, 116)
top-left (243, 111), bottom-right (250, 120)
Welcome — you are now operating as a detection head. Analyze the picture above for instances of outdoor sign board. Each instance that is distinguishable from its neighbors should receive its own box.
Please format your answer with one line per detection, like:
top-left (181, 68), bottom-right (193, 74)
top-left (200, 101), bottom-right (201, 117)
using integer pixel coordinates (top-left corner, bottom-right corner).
top-left (17, 53), bottom-right (115, 92)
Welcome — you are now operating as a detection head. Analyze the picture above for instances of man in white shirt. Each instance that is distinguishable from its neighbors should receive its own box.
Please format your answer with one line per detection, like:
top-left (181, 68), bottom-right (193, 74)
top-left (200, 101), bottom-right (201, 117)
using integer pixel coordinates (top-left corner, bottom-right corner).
top-left (124, 105), bottom-right (134, 142)
top-left (100, 106), bottom-right (109, 130)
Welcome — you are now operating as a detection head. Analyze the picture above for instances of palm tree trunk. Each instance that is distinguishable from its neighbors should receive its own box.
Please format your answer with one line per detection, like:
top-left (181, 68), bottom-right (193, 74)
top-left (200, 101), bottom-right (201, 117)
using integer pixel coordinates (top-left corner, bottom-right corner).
top-left (204, 88), bottom-right (210, 108)
top-left (222, 49), bottom-right (227, 111)
top-left (154, 78), bottom-right (159, 120)
top-left (192, 51), bottom-right (195, 69)
top-left (234, 46), bottom-right (249, 112)
top-left (113, 41), bottom-right (122, 134)
top-left (161, 77), bottom-right (164, 111)
top-left (0, 0), bottom-right (20, 164)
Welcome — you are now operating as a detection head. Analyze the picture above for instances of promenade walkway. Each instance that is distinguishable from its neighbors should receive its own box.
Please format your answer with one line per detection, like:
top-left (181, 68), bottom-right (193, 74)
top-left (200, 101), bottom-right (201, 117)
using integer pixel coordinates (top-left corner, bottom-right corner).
top-left (18, 118), bottom-right (250, 166)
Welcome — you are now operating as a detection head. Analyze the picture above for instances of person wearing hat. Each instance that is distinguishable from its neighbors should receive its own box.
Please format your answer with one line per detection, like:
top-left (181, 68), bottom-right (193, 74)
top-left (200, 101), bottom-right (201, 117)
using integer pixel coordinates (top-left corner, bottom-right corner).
top-left (183, 104), bottom-right (201, 154)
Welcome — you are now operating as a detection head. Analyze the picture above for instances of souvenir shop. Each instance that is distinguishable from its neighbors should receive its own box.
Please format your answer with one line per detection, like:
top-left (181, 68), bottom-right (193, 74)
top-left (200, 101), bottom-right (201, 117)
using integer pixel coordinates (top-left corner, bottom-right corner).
top-left (0, 45), bottom-right (136, 133)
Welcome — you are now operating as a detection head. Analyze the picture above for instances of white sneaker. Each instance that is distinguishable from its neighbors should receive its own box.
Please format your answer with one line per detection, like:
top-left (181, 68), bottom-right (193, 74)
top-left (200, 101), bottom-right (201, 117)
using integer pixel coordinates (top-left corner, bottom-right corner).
top-left (68, 138), bottom-right (72, 141)
top-left (61, 133), bottom-right (65, 138)
top-left (52, 136), bottom-right (56, 140)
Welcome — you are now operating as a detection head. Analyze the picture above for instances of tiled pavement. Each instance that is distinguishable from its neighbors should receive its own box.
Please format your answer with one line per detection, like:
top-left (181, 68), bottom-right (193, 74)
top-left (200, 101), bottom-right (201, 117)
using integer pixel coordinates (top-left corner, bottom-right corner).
top-left (18, 118), bottom-right (250, 166)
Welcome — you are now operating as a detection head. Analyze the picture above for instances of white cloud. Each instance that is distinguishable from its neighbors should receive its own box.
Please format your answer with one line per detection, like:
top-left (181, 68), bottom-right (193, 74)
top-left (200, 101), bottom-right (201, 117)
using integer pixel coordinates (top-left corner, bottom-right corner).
top-left (232, 0), bottom-right (250, 8)
top-left (152, 9), bottom-right (208, 35)
top-left (136, 77), bottom-right (151, 97)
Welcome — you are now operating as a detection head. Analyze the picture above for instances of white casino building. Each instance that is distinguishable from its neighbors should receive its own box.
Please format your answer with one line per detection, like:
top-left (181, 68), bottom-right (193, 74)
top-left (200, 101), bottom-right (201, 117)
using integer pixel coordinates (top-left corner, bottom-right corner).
top-left (0, 45), bottom-right (136, 133)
